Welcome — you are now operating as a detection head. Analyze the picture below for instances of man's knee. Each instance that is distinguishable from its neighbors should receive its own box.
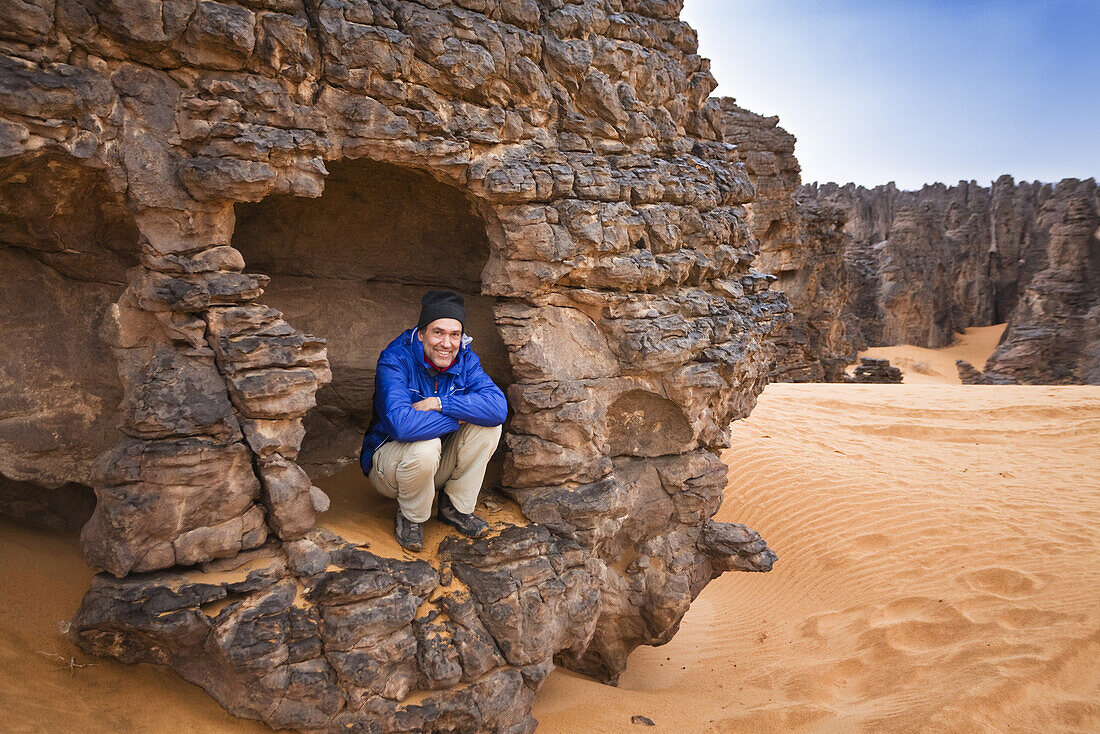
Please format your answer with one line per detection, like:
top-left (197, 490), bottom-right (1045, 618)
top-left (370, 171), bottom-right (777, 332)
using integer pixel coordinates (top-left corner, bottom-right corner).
top-left (399, 438), bottom-right (442, 473)
top-left (464, 423), bottom-right (503, 448)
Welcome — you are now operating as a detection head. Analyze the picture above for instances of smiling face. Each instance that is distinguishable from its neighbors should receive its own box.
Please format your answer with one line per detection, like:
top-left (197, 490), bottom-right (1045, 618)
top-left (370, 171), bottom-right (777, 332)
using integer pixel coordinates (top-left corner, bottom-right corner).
top-left (419, 318), bottom-right (463, 369)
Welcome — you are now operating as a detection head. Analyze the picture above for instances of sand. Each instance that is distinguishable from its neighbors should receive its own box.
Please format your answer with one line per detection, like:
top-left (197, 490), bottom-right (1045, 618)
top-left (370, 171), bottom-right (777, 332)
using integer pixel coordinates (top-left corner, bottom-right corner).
top-left (853, 323), bottom-right (1008, 384)
top-left (534, 382), bottom-right (1100, 732)
top-left (3, 327), bottom-right (1099, 732)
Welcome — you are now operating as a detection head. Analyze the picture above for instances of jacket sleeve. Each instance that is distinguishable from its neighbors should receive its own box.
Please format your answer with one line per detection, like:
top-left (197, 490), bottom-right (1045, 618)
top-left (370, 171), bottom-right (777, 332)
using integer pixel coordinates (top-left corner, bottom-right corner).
top-left (439, 352), bottom-right (509, 427)
top-left (375, 355), bottom-right (461, 442)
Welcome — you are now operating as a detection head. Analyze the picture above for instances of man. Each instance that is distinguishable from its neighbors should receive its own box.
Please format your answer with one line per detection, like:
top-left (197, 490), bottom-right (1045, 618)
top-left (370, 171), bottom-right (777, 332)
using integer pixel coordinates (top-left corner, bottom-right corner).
top-left (360, 290), bottom-right (508, 551)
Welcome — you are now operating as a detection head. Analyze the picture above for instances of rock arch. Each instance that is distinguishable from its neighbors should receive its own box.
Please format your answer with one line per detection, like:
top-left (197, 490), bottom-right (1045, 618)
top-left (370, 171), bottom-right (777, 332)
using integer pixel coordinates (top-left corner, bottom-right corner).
top-left (231, 157), bottom-right (512, 477)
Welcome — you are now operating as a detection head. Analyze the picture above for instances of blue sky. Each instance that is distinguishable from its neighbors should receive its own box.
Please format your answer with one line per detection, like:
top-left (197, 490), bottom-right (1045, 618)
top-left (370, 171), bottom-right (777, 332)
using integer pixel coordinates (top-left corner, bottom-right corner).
top-left (680, 0), bottom-right (1100, 189)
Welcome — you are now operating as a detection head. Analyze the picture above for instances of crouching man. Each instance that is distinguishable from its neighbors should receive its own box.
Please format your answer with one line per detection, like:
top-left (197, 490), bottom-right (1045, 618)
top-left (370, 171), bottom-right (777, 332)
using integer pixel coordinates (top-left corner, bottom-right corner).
top-left (360, 290), bottom-right (508, 551)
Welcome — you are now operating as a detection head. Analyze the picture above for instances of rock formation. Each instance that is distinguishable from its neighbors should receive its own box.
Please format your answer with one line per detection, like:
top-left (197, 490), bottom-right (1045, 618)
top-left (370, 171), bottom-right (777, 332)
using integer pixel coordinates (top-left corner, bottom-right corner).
top-left (955, 359), bottom-right (1017, 385)
top-left (801, 177), bottom-right (1099, 384)
top-left (711, 101), bottom-right (1097, 386)
top-left (1, 1), bottom-right (784, 731)
top-left (717, 100), bottom-right (857, 382)
top-left (848, 357), bottom-right (902, 384)
top-left (979, 178), bottom-right (1100, 384)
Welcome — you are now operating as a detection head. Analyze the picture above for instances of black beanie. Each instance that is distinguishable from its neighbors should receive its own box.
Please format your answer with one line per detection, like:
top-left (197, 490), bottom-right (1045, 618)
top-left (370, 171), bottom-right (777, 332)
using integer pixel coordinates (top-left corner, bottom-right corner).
top-left (417, 290), bottom-right (466, 332)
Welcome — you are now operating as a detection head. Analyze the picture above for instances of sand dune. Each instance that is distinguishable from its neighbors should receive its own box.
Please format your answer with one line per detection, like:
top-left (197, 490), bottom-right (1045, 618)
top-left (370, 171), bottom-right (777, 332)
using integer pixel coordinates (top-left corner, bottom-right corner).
top-left (854, 323), bottom-right (1007, 384)
top-left (3, 327), bottom-right (1099, 732)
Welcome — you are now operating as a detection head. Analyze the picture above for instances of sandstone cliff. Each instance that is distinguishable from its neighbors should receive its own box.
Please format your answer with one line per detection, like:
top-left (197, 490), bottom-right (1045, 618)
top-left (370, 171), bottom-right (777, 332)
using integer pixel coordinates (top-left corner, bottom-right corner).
top-left (801, 177), bottom-right (1099, 384)
top-left (718, 100), bottom-right (857, 382)
top-left (710, 96), bottom-right (1098, 386)
top-left (980, 178), bottom-right (1100, 384)
top-left (0, 1), bottom-right (783, 731)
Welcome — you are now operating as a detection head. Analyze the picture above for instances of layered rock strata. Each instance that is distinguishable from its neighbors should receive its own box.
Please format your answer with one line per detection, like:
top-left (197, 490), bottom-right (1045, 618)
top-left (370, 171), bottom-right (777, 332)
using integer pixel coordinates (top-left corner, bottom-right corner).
top-left (2, 1), bottom-right (783, 731)
top-left (955, 360), bottom-right (1018, 385)
top-left (717, 100), bottom-right (856, 382)
top-left (803, 178), bottom-right (1034, 349)
top-left (802, 177), bottom-right (1099, 384)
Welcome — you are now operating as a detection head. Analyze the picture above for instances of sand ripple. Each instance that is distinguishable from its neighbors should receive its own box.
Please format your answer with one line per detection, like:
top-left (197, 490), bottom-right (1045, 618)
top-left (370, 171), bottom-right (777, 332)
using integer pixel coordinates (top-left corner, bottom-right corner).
top-left (1, 340), bottom-right (1097, 733)
top-left (535, 383), bottom-right (1100, 733)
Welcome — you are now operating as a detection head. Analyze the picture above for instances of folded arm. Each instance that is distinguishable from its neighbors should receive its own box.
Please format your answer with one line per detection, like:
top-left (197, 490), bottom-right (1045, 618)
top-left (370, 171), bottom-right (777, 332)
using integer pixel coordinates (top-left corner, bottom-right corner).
top-left (375, 358), bottom-right (460, 442)
top-left (439, 353), bottom-right (508, 427)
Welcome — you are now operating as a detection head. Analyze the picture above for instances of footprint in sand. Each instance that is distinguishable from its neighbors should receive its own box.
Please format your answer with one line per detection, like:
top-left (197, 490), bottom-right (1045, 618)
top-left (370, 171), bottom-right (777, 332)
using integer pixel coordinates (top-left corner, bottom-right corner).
top-left (868, 597), bottom-right (983, 652)
top-left (960, 567), bottom-right (1041, 599)
top-left (879, 596), bottom-right (937, 622)
top-left (994, 606), bottom-right (1072, 630)
top-left (850, 532), bottom-right (892, 557)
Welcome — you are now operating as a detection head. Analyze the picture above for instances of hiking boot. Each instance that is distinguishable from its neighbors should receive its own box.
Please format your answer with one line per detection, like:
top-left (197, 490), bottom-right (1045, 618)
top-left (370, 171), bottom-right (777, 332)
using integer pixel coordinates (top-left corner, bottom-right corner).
top-left (394, 511), bottom-right (424, 552)
top-left (438, 493), bottom-right (489, 539)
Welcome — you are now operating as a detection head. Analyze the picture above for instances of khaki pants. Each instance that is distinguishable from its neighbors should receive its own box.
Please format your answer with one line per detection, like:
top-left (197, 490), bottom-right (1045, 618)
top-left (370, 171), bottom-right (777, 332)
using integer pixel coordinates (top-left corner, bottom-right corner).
top-left (369, 423), bottom-right (502, 523)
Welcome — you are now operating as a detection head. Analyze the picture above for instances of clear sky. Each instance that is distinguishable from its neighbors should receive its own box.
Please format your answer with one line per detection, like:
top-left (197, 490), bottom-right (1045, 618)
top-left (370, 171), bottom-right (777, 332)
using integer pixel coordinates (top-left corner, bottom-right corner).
top-left (680, 0), bottom-right (1100, 189)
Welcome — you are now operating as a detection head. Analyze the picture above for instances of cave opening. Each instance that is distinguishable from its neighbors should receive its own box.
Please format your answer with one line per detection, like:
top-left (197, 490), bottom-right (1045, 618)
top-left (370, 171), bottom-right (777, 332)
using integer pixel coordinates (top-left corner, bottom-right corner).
top-left (0, 151), bottom-right (140, 532)
top-left (232, 158), bottom-right (513, 541)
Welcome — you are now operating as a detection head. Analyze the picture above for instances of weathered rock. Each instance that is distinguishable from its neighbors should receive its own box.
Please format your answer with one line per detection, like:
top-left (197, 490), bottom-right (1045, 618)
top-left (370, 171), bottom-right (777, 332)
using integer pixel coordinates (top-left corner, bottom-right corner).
top-left (717, 100), bottom-right (857, 382)
top-left (979, 179), bottom-right (1100, 384)
top-left (80, 438), bottom-right (267, 577)
top-left (3, 1), bottom-right (784, 730)
top-left (256, 453), bottom-right (315, 540)
top-left (848, 357), bottom-right (903, 384)
top-left (956, 360), bottom-right (1019, 385)
top-left (440, 524), bottom-right (600, 668)
top-left (800, 176), bottom-right (1099, 384)
top-left (71, 533), bottom-right (590, 733)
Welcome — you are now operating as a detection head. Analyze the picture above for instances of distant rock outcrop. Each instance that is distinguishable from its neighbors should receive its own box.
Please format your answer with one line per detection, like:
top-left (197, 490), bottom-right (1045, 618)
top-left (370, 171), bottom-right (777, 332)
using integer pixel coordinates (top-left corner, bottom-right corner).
top-left (980, 178), bottom-right (1100, 384)
top-left (716, 96), bottom-right (1098, 386)
top-left (956, 360), bottom-right (1018, 385)
top-left (849, 357), bottom-right (903, 384)
top-left (718, 100), bottom-right (857, 382)
top-left (1, 1), bottom-right (782, 731)
top-left (800, 177), bottom-right (1099, 384)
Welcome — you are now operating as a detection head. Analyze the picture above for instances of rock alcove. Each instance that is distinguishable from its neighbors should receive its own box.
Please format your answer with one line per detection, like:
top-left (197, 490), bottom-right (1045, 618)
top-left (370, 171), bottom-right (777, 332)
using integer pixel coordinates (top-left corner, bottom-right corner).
top-left (231, 157), bottom-right (513, 478)
top-left (0, 150), bottom-right (138, 531)
top-left (1, 1), bottom-right (787, 731)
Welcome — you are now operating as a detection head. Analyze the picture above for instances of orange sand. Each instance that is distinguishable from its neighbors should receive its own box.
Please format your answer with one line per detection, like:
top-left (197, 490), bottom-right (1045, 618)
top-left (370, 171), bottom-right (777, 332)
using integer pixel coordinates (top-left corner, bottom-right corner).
top-left (533, 382), bottom-right (1100, 732)
top-left (3, 327), bottom-right (1099, 732)
top-left (0, 519), bottom-right (269, 733)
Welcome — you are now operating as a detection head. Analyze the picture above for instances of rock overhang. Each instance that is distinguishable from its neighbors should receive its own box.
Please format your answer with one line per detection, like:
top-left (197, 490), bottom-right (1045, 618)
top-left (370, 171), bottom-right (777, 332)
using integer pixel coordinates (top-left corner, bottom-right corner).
top-left (1, 1), bottom-right (786, 731)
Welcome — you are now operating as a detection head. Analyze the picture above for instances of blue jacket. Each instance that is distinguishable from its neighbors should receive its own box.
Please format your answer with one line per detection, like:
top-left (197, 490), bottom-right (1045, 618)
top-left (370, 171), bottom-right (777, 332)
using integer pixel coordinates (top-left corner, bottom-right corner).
top-left (360, 327), bottom-right (508, 474)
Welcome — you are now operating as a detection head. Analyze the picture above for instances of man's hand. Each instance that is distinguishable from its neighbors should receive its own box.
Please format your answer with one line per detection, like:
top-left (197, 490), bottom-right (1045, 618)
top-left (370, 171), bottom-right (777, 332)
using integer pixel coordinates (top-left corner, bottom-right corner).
top-left (411, 397), bottom-right (442, 412)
